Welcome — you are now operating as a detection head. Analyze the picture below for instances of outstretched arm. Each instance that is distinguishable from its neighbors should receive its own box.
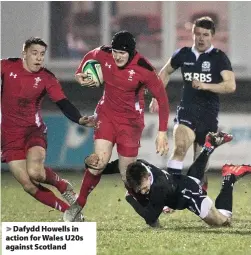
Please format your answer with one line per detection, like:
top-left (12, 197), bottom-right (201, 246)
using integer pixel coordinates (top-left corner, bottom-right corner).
top-left (56, 98), bottom-right (82, 123)
top-left (56, 98), bottom-right (95, 126)
top-left (125, 194), bottom-right (163, 227)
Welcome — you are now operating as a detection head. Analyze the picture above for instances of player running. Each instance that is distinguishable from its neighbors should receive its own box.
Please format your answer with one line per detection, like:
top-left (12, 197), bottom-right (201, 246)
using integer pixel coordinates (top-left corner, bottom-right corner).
top-left (64, 30), bottom-right (170, 222)
top-left (149, 16), bottom-right (236, 193)
top-left (1, 37), bottom-right (93, 220)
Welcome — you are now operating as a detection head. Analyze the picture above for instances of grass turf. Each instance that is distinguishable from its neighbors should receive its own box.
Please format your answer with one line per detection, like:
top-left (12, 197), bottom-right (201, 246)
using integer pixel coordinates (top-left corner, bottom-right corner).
top-left (1, 172), bottom-right (251, 255)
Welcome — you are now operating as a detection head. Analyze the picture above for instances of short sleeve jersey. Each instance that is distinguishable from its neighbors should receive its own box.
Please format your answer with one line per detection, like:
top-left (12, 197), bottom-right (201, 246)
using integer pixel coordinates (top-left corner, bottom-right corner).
top-left (170, 47), bottom-right (232, 115)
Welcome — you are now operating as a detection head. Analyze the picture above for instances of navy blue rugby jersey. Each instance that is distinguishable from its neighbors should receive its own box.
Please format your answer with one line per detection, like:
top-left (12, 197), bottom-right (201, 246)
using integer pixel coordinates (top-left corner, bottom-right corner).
top-left (170, 46), bottom-right (232, 115)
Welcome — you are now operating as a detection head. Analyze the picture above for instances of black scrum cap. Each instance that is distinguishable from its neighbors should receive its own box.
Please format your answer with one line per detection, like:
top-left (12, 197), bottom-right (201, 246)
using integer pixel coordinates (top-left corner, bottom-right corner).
top-left (111, 31), bottom-right (136, 57)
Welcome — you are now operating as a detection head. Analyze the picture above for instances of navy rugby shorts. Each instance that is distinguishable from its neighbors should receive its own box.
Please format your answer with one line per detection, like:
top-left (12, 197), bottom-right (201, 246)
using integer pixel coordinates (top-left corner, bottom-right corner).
top-left (174, 105), bottom-right (218, 146)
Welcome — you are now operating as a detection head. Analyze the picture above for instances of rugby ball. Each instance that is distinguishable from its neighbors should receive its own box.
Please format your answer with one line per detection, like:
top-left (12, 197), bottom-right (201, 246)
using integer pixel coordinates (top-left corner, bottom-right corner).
top-left (82, 59), bottom-right (103, 87)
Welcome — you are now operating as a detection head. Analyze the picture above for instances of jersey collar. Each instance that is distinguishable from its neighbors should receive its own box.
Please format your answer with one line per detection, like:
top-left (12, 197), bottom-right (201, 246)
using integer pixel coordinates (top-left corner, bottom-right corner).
top-left (141, 162), bottom-right (154, 185)
top-left (191, 45), bottom-right (214, 60)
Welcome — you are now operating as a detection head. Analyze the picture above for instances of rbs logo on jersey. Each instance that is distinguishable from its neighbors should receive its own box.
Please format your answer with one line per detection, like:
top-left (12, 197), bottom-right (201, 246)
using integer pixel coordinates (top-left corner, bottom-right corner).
top-left (184, 72), bottom-right (212, 82)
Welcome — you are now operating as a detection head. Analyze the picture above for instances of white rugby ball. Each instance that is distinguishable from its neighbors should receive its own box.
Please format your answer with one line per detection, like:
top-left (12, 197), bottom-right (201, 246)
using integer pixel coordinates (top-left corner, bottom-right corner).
top-left (82, 59), bottom-right (103, 87)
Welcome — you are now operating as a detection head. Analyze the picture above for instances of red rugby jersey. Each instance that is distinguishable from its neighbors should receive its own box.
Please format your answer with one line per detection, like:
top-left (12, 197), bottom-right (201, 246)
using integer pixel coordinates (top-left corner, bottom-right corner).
top-left (76, 46), bottom-right (169, 131)
top-left (1, 58), bottom-right (66, 130)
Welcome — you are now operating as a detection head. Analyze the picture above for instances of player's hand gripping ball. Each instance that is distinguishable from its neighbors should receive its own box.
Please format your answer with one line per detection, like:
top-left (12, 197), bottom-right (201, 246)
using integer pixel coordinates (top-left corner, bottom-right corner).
top-left (82, 60), bottom-right (103, 87)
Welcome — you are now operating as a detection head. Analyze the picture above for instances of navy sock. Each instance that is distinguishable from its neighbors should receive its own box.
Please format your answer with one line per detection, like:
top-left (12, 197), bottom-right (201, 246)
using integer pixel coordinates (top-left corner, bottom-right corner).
top-left (186, 148), bottom-right (211, 180)
top-left (215, 174), bottom-right (236, 212)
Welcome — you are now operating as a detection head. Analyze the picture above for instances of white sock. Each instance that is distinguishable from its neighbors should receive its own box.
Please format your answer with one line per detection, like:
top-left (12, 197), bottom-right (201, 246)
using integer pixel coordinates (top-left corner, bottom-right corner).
top-left (167, 160), bottom-right (183, 170)
top-left (218, 209), bottom-right (232, 218)
top-left (167, 160), bottom-right (183, 174)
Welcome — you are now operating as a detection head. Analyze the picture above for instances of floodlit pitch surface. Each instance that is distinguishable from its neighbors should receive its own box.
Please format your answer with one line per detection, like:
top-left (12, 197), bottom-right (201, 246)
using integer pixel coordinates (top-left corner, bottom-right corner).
top-left (2, 172), bottom-right (251, 255)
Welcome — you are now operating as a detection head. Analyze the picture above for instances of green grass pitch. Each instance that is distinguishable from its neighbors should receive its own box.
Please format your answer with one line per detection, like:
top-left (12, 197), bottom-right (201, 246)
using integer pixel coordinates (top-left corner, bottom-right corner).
top-left (1, 172), bottom-right (251, 255)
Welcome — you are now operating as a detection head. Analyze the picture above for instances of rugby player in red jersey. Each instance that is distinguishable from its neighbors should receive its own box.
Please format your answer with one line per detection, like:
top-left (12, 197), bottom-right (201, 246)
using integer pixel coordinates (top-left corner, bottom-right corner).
top-left (1, 37), bottom-right (92, 220)
top-left (64, 31), bottom-right (170, 221)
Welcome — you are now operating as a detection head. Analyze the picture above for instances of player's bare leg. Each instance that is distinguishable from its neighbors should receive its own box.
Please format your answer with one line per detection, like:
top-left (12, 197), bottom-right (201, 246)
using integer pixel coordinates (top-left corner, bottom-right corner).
top-left (203, 205), bottom-right (231, 226)
top-left (163, 124), bottom-right (195, 213)
top-left (118, 154), bottom-right (137, 183)
top-left (63, 153), bottom-right (103, 222)
top-left (8, 160), bottom-right (71, 213)
top-left (26, 146), bottom-right (78, 206)
top-left (9, 160), bottom-right (40, 195)
top-left (168, 124), bottom-right (195, 174)
top-left (202, 158), bottom-right (250, 227)
top-left (63, 139), bottom-right (113, 222)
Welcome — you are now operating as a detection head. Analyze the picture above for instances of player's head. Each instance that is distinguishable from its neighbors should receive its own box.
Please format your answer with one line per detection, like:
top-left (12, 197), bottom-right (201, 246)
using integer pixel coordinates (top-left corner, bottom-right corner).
top-left (126, 162), bottom-right (152, 195)
top-left (192, 16), bottom-right (215, 53)
top-left (111, 30), bottom-right (136, 67)
top-left (22, 37), bottom-right (47, 73)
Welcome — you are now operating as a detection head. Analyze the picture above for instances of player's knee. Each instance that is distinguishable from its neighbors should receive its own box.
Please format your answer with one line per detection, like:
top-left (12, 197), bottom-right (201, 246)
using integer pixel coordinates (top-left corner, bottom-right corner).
top-left (211, 211), bottom-right (231, 226)
top-left (88, 168), bottom-right (103, 175)
top-left (22, 182), bottom-right (37, 195)
top-left (27, 166), bottom-right (44, 182)
top-left (85, 153), bottom-right (107, 175)
top-left (208, 217), bottom-right (229, 227)
top-left (203, 206), bottom-right (230, 227)
top-left (173, 141), bottom-right (187, 158)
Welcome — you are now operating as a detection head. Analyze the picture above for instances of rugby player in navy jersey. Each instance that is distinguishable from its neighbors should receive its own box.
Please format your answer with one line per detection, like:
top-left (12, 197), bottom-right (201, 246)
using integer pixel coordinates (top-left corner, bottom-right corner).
top-left (149, 17), bottom-right (236, 193)
top-left (125, 131), bottom-right (251, 228)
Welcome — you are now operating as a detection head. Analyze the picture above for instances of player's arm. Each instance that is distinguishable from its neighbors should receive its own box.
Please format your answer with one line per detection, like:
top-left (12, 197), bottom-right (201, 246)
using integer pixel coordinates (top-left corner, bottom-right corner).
top-left (75, 48), bottom-right (100, 87)
top-left (126, 190), bottom-right (164, 227)
top-left (160, 48), bottom-right (183, 88)
top-left (192, 52), bottom-right (236, 94)
top-left (145, 72), bottom-right (170, 130)
top-left (193, 70), bottom-right (236, 94)
top-left (149, 48), bottom-right (182, 113)
top-left (46, 73), bottom-right (94, 126)
top-left (56, 99), bottom-right (94, 127)
top-left (145, 71), bottom-right (169, 155)
top-left (159, 58), bottom-right (176, 88)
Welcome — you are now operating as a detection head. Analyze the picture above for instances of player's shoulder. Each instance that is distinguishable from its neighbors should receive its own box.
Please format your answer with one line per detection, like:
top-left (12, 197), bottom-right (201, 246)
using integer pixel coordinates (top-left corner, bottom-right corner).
top-left (43, 68), bottom-right (56, 77)
top-left (210, 48), bottom-right (230, 58)
top-left (1, 58), bottom-right (21, 65)
top-left (137, 159), bottom-right (162, 174)
top-left (100, 45), bottom-right (112, 54)
top-left (179, 47), bottom-right (191, 53)
top-left (137, 158), bottom-right (152, 165)
top-left (90, 45), bottom-right (112, 60)
top-left (6, 58), bottom-right (21, 62)
top-left (172, 47), bottom-right (192, 57)
top-left (134, 53), bottom-right (154, 72)
top-left (42, 68), bottom-right (59, 82)
top-left (1, 58), bottom-right (21, 72)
